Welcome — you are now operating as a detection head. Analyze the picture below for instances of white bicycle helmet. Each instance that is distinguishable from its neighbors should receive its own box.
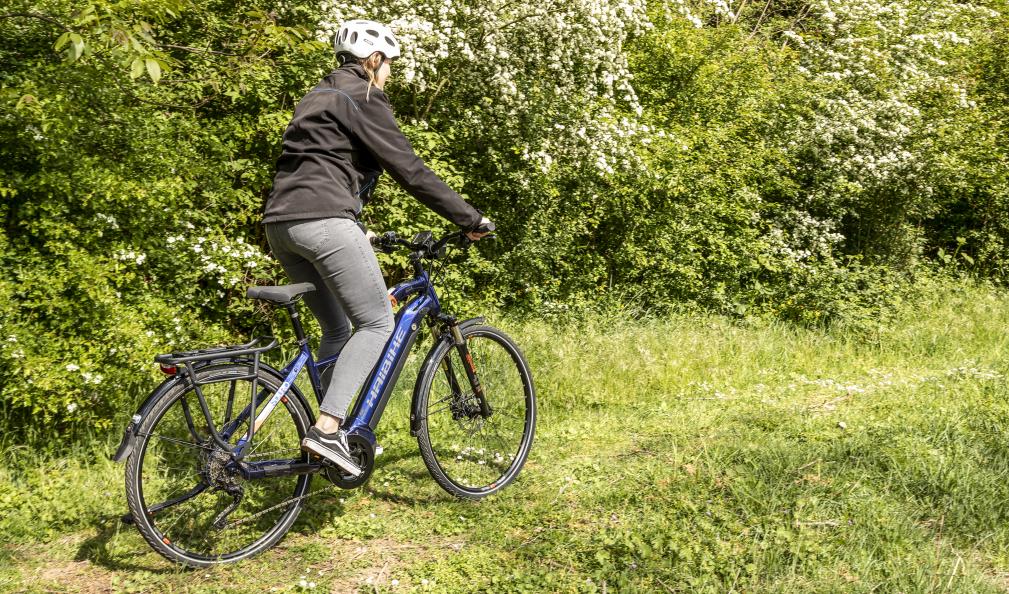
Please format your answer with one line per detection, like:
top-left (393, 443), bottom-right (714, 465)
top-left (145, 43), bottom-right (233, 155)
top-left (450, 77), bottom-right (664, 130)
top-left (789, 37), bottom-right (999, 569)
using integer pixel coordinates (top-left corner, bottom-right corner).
top-left (334, 20), bottom-right (401, 61)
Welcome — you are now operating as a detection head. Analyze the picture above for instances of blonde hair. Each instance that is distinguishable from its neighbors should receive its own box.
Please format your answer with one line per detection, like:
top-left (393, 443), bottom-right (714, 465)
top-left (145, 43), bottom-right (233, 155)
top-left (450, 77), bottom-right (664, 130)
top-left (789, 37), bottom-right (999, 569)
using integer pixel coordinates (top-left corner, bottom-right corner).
top-left (359, 53), bottom-right (385, 100)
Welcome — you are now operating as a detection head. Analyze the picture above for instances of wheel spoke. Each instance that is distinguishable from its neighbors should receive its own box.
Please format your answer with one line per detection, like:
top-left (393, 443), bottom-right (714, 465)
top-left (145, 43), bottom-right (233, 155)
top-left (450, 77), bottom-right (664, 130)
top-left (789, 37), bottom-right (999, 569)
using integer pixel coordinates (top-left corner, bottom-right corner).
top-left (143, 433), bottom-right (213, 451)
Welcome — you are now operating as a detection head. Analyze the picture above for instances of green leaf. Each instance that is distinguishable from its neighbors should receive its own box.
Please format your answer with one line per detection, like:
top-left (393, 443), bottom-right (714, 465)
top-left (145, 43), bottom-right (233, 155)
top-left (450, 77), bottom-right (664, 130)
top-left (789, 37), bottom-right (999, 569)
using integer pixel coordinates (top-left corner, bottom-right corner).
top-left (145, 58), bottom-right (161, 84)
top-left (130, 58), bottom-right (145, 80)
top-left (69, 33), bottom-right (85, 61)
top-left (14, 95), bottom-right (37, 110)
top-left (54, 32), bottom-right (70, 51)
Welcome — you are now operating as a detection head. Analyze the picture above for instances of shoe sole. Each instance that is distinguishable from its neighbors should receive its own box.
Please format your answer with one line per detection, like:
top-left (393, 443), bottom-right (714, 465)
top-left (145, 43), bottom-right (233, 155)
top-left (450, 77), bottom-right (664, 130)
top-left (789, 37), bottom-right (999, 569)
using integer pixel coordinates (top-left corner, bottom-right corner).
top-left (301, 439), bottom-right (363, 477)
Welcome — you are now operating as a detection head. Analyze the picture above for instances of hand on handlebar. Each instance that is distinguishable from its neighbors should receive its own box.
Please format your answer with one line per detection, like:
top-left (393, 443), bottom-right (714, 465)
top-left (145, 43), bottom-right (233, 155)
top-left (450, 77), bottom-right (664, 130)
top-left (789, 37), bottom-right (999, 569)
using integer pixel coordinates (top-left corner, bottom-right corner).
top-left (466, 217), bottom-right (495, 242)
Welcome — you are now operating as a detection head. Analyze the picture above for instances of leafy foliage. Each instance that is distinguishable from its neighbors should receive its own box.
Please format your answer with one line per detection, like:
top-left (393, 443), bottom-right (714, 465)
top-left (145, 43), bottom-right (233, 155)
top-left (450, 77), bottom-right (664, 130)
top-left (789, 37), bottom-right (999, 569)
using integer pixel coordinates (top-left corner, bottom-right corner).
top-left (1, 0), bottom-right (1007, 432)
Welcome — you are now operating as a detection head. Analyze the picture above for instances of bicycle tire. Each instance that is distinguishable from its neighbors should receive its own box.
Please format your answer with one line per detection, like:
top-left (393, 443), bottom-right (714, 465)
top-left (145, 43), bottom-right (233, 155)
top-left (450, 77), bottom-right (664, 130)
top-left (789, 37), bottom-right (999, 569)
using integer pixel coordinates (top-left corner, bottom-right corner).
top-left (125, 364), bottom-right (312, 567)
top-left (415, 324), bottom-right (536, 499)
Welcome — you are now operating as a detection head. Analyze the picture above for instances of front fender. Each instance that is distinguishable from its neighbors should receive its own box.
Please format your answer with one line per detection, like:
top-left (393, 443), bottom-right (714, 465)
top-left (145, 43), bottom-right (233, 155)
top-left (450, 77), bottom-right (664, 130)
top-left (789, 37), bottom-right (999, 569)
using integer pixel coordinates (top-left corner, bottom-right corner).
top-left (409, 317), bottom-right (484, 436)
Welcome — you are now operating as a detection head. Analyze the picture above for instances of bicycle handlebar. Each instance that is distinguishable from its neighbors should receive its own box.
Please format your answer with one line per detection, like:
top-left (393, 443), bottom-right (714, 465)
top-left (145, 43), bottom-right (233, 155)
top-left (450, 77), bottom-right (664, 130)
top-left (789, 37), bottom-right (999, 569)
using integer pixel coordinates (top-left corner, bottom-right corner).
top-left (370, 224), bottom-right (496, 259)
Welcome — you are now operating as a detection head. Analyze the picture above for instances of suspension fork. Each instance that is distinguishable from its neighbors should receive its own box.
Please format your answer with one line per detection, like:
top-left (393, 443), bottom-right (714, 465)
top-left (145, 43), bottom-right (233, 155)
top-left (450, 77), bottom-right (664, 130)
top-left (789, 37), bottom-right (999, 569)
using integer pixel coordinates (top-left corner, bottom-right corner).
top-left (444, 317), bottom-right (493, 417)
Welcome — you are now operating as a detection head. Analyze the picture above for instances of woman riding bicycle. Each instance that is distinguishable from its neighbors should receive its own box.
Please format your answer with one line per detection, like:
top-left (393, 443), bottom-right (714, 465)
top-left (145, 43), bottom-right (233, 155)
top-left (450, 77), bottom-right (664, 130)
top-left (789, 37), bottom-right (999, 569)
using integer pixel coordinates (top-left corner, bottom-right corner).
top-left (262, 20), bottom-right (492, 475)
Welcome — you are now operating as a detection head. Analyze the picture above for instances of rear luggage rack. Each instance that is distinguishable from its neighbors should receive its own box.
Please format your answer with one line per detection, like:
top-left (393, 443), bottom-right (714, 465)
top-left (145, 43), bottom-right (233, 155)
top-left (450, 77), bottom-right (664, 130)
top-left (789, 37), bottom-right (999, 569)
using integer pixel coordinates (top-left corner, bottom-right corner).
top-left (154, 336), bottom-right (279, 365)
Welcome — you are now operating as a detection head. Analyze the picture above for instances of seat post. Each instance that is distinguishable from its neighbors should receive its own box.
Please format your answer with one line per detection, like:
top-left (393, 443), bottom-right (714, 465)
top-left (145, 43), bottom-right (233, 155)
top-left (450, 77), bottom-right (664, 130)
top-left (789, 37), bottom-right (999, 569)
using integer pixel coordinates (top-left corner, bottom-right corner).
top-left (285, 302), bottom-right (308, 345)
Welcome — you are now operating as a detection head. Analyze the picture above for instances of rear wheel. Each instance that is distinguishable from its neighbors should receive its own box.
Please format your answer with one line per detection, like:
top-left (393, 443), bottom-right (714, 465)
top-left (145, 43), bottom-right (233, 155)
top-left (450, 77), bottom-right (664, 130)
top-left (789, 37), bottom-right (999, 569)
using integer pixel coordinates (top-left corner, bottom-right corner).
top-left (415, 325), bottom-right (536, 499)
top-left (124, 364), bottom-right (312, 567)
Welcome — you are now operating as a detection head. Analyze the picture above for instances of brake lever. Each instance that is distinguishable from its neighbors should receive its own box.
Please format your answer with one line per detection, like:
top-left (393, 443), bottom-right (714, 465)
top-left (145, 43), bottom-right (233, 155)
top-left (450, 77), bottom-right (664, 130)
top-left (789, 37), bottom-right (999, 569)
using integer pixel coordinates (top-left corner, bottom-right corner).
top-left (371, 231), bottom-right (398, 254)
top-left (459, 232), bottom-right (496, 250)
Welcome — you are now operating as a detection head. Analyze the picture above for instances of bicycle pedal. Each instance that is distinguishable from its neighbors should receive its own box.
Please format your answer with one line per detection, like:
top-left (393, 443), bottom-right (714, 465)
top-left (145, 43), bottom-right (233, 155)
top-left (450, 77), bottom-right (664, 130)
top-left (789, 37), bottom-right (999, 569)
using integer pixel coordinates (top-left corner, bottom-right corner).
top-left (313, 454), bottom-right (338, 468)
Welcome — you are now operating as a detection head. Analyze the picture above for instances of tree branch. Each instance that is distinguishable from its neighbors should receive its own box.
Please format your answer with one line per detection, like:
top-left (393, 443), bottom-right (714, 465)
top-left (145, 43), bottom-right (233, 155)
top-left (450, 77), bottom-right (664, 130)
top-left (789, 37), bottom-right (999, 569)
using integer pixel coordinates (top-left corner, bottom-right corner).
top-left (0, 12), bottom-right (72, 32)
top-left (160, 44), bottom-right (242, 57)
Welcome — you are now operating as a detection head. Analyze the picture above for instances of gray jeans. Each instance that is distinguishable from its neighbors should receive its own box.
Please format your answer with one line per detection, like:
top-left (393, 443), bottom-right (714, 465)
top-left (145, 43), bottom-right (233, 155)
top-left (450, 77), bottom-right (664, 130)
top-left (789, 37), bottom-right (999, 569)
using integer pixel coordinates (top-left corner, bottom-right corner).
top-left (265, 217), bottom-right (394, 420)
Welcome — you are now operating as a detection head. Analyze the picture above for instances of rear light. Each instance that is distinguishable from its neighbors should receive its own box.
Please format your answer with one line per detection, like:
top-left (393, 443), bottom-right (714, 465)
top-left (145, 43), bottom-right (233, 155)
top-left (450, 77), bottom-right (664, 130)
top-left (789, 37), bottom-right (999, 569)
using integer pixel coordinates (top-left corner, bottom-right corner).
top-left (159, 364), bottom-right (178, 375)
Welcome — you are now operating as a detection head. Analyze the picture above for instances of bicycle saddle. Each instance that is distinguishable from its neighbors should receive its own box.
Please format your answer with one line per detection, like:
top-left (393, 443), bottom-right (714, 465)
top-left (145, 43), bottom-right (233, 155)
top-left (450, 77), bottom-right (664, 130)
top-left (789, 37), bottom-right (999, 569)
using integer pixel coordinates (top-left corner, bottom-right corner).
top-left (246, 283), bottom-right (316, 304)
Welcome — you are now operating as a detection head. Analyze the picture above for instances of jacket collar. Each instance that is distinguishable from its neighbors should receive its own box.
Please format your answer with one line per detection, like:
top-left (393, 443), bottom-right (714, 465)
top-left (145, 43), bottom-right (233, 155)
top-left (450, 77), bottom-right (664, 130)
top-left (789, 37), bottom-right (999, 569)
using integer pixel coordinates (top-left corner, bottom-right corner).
top-left (338, 62), bottom-right (369, 81)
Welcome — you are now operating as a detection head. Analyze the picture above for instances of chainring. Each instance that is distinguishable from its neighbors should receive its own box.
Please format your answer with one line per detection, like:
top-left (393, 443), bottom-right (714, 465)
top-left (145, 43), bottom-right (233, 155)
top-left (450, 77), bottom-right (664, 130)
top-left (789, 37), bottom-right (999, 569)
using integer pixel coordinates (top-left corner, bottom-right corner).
top-left (322, 434), bottom-right (375, 489)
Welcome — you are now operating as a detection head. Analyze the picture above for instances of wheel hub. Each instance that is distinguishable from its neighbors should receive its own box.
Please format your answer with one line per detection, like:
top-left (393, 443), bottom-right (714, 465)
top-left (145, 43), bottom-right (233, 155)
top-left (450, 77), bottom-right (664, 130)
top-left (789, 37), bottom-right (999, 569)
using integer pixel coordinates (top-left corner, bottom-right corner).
top-left (202, 447), bottom-right (243, 492)
top-left (450, 395), bottom-right (483, 420)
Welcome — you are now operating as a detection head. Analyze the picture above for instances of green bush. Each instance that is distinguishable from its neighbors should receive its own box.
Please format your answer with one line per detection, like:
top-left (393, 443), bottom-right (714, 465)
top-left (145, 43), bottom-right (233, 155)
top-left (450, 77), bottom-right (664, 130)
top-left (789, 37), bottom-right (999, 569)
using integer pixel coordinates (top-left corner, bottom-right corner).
top-left (1, 0), bottom-right (1007, 436)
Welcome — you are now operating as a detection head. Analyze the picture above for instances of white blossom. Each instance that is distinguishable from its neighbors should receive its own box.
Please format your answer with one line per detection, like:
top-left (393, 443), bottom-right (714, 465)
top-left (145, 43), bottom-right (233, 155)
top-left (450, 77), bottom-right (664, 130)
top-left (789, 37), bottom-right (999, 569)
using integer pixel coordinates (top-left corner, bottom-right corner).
top-left (316, 0), bottom-right (652, 180)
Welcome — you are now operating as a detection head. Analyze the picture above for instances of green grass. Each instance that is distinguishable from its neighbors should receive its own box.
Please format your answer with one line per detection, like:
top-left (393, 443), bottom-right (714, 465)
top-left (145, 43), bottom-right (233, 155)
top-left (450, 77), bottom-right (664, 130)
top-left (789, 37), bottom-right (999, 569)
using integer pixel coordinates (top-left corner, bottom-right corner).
top-left (3, 282), bottom-right (1009, 592)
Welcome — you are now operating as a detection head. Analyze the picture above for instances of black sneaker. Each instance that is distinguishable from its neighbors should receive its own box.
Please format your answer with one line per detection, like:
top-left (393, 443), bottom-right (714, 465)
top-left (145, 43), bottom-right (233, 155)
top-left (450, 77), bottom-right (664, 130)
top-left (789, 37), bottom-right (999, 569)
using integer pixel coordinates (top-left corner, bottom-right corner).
top-left (301, 427), bottom-right (362, 476)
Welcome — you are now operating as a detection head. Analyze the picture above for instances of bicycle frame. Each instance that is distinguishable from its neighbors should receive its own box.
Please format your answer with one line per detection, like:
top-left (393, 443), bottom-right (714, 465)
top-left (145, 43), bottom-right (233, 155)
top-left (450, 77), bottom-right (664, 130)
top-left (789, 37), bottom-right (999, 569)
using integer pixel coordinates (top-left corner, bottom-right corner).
top-left (233, 271), bottom-right (442, 478)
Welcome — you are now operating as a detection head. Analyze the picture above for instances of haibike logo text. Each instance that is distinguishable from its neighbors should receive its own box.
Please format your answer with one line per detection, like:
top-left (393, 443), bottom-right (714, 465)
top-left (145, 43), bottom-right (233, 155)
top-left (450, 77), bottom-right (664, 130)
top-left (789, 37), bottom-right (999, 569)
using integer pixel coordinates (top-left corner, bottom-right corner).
top-left (366, 327), bottom-right (409, 408)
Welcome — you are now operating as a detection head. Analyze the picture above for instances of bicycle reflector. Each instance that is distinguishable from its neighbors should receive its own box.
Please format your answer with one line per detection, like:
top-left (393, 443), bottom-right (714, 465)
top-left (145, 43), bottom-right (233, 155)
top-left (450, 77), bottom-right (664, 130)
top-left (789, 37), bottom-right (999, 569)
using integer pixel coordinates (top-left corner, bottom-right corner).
top-left (159, 363), bottom-right (178, 375)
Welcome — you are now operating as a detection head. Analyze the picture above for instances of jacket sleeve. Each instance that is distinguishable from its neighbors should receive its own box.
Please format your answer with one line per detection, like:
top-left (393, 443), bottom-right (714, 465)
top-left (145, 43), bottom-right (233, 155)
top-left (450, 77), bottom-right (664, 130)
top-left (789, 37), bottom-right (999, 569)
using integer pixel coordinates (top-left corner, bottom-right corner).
top-left (351, 90), bottom-right (482, 230)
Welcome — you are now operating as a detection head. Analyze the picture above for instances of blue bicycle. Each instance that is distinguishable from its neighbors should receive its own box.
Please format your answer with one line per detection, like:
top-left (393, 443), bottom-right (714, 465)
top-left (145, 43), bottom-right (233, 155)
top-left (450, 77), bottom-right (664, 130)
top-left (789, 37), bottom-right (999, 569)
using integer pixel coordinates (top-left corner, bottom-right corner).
top-left (111, 230), bottom-right (536, 567)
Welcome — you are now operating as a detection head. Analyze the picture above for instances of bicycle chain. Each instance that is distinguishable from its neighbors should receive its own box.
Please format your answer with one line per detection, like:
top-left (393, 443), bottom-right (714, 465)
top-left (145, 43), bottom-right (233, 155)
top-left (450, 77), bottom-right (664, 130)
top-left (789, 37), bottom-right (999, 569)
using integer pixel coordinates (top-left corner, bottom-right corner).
top-left (221, 480), bottom-right (340, 530)
top-left (218, 447), bottom-right (335, 529)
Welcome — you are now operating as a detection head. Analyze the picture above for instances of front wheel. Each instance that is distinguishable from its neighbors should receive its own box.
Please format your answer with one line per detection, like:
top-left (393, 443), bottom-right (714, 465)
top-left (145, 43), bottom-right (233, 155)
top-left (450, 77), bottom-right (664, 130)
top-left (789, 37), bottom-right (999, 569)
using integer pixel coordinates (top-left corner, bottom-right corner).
top-left (415, 324), bottom-right (536, 499)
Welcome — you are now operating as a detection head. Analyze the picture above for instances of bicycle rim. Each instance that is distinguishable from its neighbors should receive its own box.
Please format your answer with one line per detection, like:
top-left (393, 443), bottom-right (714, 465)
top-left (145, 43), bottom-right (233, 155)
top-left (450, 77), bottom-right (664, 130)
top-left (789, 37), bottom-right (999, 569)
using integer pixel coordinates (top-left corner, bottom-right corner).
top-left (127, 365), bottom-right (311, 565)
top-left (419, 326), bottom-right (535, 498)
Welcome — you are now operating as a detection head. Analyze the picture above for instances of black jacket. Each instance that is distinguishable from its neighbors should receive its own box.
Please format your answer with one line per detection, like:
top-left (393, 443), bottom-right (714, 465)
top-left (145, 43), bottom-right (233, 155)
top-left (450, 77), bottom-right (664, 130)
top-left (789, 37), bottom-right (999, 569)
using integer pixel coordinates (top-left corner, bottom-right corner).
top-left (263, 63), bottom-right (481, 229)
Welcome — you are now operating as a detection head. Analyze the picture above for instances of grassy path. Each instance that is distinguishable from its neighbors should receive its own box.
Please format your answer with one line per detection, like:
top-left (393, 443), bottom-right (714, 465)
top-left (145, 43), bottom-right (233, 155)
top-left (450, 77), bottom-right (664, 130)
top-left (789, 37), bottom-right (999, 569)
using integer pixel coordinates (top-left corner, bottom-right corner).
top-left (3, 285), bottom-right (1009, 592)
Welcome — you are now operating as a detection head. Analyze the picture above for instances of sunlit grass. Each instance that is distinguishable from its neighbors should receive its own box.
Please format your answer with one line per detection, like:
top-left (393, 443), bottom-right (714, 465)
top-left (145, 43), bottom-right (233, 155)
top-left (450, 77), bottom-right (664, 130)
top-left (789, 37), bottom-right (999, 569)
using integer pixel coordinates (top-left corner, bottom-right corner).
top-left (2, 282), bottom-right (1009, 592)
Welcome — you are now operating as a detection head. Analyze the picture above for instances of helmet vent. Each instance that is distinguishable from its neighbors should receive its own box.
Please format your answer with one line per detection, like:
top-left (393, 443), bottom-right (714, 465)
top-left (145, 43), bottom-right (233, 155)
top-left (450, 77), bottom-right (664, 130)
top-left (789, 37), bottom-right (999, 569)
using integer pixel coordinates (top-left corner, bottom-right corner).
top-left (385, 36), bottom-right (396, 47)
top-left (366, 29), bottom-right (379, 37)
top-left (350, 32), bottom-right (358, 44)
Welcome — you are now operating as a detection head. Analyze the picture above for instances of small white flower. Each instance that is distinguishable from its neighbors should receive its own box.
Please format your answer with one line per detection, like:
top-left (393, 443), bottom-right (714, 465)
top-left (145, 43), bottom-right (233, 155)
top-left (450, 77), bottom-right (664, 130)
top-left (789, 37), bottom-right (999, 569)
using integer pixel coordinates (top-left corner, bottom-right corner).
top-left (66, 363), bottom-right (80, 372)
top-left (391, 579), bottom-right (399, 587)
top-left (67, 402), bottom-right (78, 413)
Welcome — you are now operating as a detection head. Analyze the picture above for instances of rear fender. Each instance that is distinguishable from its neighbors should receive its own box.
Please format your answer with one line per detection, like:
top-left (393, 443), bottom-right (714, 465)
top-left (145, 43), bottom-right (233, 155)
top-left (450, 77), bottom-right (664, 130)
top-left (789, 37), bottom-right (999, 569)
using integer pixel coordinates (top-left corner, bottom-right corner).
top-left (409, 317), bottom-right (484, 436)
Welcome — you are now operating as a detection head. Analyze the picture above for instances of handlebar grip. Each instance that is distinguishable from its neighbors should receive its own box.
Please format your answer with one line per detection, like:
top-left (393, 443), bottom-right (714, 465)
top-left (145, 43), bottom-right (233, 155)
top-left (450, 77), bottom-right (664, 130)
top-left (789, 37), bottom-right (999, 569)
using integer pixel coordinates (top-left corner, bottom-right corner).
top-left (474, 221), bottom-right (496, 233)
